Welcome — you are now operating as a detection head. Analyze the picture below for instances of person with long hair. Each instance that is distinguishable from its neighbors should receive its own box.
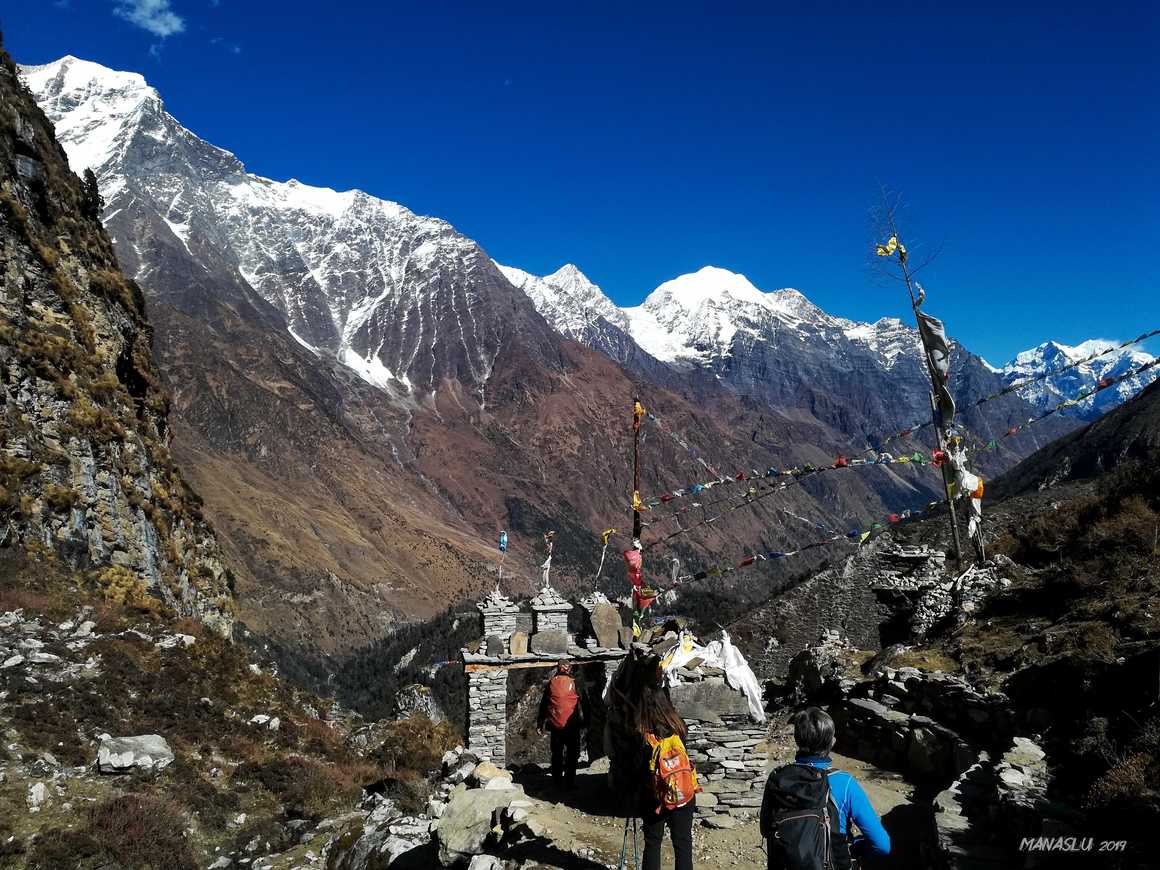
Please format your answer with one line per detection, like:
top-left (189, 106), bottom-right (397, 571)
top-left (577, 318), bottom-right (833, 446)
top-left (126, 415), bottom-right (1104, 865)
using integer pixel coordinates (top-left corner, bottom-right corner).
top-left (635, 677), bottom-right (696, 870)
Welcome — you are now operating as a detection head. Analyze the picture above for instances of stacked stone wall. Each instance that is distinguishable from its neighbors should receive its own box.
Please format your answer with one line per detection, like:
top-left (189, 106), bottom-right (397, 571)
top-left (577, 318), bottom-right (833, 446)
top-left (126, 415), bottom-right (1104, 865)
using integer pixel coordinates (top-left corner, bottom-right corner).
top-left (481, 610), bottom-right (520, 641)
top-left (686, 714), bottom-right (769, 819)
top-left (533, 610), bottom-right (569, 634)
top-left (466, 670), bottom-right (507, 767)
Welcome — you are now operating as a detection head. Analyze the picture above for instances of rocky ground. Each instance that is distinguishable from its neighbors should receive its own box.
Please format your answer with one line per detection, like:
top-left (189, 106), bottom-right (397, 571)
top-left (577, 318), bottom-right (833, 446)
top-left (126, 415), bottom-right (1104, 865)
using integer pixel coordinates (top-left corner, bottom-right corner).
top-left (276, 720), bottom-right (917, 870)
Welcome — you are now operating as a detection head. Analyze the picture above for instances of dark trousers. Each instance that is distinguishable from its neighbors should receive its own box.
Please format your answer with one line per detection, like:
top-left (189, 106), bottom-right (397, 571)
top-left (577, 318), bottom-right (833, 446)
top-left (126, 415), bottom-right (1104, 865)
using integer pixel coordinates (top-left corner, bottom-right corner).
top-left (642, 798), bottom-right (695, 870)
top-left (550, 717), bottom-right (581, 785)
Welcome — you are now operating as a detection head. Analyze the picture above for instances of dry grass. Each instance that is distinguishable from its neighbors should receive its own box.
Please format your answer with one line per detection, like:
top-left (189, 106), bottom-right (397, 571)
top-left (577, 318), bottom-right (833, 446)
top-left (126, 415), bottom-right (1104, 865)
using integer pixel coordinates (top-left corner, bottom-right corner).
top-left (888, 648), bottom-right (960, 673)
top-left (27, 794), bottom-right (197, 870)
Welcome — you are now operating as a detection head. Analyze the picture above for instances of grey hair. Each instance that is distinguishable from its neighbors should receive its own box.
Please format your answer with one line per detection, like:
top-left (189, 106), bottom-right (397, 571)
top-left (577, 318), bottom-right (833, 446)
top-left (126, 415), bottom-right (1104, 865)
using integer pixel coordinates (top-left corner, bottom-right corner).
top-left (790, 707), bottom-right (836, 756)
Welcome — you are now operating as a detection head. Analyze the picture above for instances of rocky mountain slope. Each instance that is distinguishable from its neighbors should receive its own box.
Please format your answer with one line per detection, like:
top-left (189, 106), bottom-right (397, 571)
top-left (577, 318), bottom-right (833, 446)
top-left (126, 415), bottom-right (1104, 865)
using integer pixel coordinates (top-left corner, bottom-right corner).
top-left (728, 377), bottom-right (1160, 868)
top-left (998, 338), bottom-right (1158, 420)
top-left (18, 54), bottom-right (1081, 661)
top-left (992, 378), bottom-right (1160, 496)
top-left (0, 50), bottom-right (231, 634)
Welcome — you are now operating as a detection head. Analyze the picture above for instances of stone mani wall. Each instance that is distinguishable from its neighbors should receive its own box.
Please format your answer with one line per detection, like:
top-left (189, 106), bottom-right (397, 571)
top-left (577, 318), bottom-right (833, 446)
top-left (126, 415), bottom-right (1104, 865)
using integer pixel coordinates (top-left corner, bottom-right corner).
top-left (686, 715), bottom-right (769, 818)
top-left (466, 669), bottom-right (507, 768)
top-left (671, 677), bottom-right (770, 820)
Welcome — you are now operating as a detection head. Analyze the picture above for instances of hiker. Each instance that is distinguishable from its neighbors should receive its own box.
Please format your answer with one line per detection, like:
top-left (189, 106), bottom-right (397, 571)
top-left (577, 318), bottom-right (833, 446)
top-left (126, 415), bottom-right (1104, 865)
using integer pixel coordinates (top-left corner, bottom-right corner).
top-left (760, 707), bottom-right (891, 869)
top-left (537, 662), bottom-right (587, 787)
top-left (636, 682), bottom-right (698, 870)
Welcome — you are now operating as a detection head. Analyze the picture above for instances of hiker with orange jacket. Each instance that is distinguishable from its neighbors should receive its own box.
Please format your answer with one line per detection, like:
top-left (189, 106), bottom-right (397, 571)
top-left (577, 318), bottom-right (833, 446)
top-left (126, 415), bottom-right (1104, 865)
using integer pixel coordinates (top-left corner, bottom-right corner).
top-left (537, 662), bottom-right (588, 787)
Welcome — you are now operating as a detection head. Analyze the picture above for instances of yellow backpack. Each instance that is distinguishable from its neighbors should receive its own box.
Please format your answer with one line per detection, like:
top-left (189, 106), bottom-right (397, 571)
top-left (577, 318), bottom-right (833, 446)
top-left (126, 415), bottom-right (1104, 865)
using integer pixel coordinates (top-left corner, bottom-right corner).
top-left (646, 733), bottom-right (700, 812)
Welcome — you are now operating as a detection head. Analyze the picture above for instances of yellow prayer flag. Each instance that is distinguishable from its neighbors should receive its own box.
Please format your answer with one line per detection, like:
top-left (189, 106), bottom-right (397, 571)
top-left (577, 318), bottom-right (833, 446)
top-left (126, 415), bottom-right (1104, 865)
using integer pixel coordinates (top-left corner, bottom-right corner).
top-left (601, 528), bottom-right (616, 546)
top-left (875, 236), bottom-right (907, 261)
top-left (859, 531), bottom-right (872, 543)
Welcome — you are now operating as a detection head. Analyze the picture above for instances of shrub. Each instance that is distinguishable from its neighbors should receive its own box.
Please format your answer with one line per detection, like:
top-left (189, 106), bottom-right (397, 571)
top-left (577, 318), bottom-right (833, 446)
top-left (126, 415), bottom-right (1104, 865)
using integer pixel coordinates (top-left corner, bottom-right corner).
top-left (234, 756), bottom-right (373, 820)
top-left (88, 371), bottom-right (124, 404)
top-left (371, 715), bottom-right (459, 777)
top-left (93, 566), bottom-right (162, 614)
top-left (43, 482), bottom-right (76, 512)
top-left (26, 830), bottom-right (101, 870)
top-left (86, 794), bottom-right (197, 870)
top-left (66, 396), bottom-right (125, 443)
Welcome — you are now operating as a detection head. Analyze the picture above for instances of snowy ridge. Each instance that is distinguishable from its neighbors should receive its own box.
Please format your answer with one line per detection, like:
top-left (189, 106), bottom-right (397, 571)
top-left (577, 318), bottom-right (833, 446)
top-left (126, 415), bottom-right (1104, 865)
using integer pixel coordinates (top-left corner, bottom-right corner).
top-left (497, 262), bottom-right (628, 339)
top-left (21, 56), bottom-right (534, 398)
top-left (508, 263), bottom-right (927, 372)
top-left (1000, 340), bottom-right (1158, 419)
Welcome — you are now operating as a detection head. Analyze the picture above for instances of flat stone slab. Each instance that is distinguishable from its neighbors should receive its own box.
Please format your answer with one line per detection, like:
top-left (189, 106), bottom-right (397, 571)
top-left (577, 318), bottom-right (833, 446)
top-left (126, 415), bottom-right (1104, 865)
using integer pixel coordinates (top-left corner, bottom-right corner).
top-left (529, 630), bottom-right (569, 655)
top-left (589, 602), bottom-right (622, 650)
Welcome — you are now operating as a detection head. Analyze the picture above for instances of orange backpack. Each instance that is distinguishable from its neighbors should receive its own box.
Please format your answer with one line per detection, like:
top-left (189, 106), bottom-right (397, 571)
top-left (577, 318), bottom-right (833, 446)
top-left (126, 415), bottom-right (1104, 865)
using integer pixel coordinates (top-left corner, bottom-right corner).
top-left (646, 733), bottom-right (700, 812)
top-left (545, 674), bottom-right (579, 730)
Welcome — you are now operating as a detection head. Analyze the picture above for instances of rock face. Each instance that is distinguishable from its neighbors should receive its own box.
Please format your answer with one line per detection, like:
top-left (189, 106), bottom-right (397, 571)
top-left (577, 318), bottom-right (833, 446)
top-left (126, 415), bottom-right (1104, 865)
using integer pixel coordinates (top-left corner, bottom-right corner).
top-left (0, 52), bottom-right (233, 633)
top-left (434, 787), bottom-right (525, 866)
top-left (96, 734), bottom-right (175, 774)
top-left (929, 736), bottom-right (1070, 869)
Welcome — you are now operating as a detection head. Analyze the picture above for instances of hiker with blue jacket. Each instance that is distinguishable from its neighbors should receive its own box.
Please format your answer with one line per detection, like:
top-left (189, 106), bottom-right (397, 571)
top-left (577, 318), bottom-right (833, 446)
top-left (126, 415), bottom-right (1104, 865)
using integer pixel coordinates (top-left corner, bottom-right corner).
top-left (760, 707), bottom-right (891, 869)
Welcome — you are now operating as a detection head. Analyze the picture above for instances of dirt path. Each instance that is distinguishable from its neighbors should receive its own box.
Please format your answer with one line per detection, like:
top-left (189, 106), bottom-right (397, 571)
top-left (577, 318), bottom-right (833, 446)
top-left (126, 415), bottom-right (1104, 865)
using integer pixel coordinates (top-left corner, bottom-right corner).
top-left (507, 744), bottom-right (920, 869)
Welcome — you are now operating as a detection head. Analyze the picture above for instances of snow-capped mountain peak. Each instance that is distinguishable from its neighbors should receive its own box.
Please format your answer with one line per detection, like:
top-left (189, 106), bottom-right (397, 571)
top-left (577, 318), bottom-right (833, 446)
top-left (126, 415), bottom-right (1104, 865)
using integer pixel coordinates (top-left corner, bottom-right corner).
top-left (643, 266), bottom-right (768, 311)
top-left (21, 56), bottom-right (558, 398)
top-left (497, 262), bottom-right (627, 336)
top-left (1002, 338), bottom-right (1157, 419)
top-left (20, 56), bottom-right (160, 175)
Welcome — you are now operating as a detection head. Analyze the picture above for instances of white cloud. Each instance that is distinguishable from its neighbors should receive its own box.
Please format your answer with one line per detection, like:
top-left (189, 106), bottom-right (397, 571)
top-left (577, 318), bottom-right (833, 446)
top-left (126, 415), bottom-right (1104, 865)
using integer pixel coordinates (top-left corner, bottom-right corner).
top-left (113, 0), bottom-right (186, 38)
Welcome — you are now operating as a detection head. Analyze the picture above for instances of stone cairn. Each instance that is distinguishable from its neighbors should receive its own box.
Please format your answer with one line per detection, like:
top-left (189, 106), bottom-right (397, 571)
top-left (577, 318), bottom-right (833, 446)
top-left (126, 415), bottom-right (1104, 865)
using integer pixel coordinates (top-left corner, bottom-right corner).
top-left (528, 585), bottom-right (573, 654)
top-left (478, 587), bottom-right (521, 652)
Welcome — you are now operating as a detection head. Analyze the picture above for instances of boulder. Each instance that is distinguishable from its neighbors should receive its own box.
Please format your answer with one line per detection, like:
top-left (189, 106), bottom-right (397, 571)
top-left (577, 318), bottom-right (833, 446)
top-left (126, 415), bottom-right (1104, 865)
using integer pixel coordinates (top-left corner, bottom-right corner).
top-left (27, 782), bottom-right (46, 811)
top-left (435, 788), bottom-right (525, 866)
top-left (467, 856), bottom-right (504, 870)
top-left (468, 762), bottom-right (511, 789)
top-left (589, 603), bottom-right (622, 649)
top-left (329, 822), bottom-right (424, 870)
top-left (96, 735), bottom-right (175, 774)
top-left (529, 630), bottom-right (568, 655)
top-left (508, 632), bottom-right (529, 655)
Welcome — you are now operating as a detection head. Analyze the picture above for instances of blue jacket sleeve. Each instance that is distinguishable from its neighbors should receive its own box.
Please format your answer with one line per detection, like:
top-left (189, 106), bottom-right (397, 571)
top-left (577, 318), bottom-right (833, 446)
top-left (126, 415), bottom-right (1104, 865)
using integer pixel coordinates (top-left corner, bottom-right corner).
top-left (845, 777), bottom-right (891, 855)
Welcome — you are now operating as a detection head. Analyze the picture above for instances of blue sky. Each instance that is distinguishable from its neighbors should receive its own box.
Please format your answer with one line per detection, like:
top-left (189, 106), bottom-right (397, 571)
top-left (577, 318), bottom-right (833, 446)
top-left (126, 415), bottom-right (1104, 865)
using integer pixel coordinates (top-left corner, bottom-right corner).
top-left (4, 1), bottom-right (1157, 363)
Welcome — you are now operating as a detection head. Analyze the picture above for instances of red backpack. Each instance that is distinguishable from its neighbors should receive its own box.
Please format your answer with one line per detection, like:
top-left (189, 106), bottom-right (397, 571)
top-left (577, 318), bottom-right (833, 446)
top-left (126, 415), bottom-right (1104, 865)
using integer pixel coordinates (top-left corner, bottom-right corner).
top-left (545, 673), bottom-right (579, 730)
top-left (646, 733), bottom-right (700, 812)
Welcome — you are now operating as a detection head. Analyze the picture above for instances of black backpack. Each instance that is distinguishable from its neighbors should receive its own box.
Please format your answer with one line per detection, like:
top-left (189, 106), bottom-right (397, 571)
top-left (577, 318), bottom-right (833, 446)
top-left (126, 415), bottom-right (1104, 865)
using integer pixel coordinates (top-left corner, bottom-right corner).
top-left (759, 764), bottom-right (852, 870)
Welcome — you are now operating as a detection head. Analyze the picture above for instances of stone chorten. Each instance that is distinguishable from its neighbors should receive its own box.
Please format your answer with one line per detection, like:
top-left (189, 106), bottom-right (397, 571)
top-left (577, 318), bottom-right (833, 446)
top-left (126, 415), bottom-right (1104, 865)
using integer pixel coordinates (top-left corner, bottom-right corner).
top-left (529, 585), bottom-right (573, 635)
top-left (476, 587), bottom-right (520, 642)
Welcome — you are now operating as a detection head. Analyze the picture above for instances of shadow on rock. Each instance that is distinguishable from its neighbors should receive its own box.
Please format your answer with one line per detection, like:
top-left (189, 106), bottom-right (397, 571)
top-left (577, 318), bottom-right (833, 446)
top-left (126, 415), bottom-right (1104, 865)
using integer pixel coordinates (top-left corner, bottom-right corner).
top-left (875, 802), bottom-right (930, 869)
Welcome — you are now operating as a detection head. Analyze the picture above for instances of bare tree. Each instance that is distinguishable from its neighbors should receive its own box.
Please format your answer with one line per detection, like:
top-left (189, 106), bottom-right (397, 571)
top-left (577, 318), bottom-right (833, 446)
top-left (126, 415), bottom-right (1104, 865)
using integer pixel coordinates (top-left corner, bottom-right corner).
top-left (866, 186), bottom-right (944, 293)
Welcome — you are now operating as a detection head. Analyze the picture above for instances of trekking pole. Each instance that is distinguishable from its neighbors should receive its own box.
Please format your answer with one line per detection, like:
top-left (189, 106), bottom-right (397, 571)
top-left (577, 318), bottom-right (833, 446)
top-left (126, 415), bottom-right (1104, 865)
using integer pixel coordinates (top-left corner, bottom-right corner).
top-left (617, 817), bottom-right (632, 869)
